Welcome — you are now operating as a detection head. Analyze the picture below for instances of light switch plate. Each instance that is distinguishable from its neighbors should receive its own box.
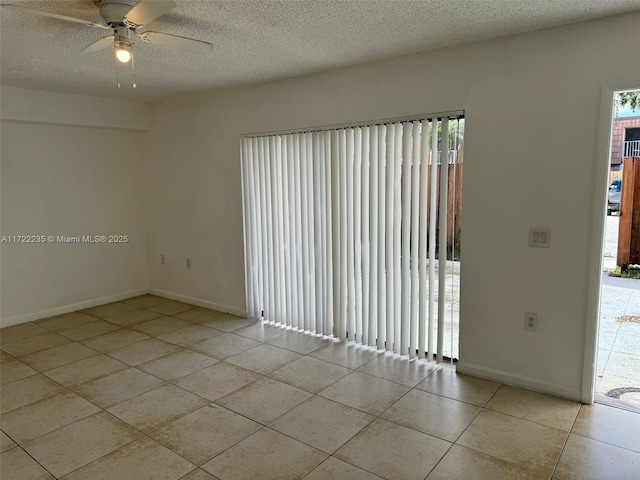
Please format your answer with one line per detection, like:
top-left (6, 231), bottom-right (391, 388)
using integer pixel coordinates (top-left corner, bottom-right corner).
top-left (529, 227), bottom-right (551, 248)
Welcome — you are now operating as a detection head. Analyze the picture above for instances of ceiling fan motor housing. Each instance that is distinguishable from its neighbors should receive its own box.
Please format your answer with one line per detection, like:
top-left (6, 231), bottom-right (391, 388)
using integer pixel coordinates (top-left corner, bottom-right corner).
top-left (112, 25), bottom-right (133, 43)
top-left (96, 0), bottom-right (138, 26)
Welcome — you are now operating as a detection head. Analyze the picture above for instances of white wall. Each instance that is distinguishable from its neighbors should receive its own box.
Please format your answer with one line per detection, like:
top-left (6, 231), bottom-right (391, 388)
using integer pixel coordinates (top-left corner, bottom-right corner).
top-left (1, 87), bottom-right (150, 131)
top-left (143, 12), bottom-right (640, 400)
top-left (0, 88), bottom-right (151, 326)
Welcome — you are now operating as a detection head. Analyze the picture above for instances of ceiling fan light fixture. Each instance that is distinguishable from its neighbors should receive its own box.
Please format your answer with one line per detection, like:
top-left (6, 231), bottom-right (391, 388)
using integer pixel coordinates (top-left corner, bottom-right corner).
top-left (115, 40), bottom-right (133, 63)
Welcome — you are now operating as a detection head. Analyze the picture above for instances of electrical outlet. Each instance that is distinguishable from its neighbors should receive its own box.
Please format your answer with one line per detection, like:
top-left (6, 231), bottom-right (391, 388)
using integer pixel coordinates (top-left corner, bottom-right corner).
top-left (524, 312), bottom-right (538, 332)
top-left (160, 254), bottom-right (165, 265)
top-left (186, 258), bottom-right (192, 269)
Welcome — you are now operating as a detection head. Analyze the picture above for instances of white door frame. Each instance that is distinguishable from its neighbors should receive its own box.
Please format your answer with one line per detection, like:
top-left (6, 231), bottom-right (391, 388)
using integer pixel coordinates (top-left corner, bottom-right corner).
top-left (582, 78), bottom-right (640, 404)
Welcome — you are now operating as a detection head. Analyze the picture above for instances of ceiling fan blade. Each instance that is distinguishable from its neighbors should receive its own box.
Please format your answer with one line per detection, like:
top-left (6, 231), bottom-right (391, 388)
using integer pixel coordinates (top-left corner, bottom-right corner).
top-left (138, 31), bottom-right (213, 54)
top-left (1, 4), bottom-right (110, 29)
top-left (84, 36), bottom-right (115, 53)
top-left (124, 0), bottom-right (176, 28)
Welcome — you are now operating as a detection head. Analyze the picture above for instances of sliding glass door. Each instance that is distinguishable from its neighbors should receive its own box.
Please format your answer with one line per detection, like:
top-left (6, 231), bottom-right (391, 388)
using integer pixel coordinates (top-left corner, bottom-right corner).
top-left (241, 114), bottom-right (464, 361)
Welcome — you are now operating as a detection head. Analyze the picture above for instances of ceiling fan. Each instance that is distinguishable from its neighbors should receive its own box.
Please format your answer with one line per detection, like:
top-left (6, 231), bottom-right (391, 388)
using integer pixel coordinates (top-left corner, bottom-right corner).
top-left (2, 0), bottom-right (213, 86)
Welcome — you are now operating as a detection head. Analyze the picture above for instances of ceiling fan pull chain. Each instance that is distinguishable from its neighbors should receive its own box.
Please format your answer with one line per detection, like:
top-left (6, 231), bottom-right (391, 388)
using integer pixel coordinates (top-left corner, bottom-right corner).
top-left (115, 50), bottom-right (121, 89)
top-left (132, 54), bottom-right (137, 89)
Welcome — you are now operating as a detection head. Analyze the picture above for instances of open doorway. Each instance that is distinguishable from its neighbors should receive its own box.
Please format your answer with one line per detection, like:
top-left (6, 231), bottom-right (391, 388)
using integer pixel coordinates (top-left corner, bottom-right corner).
top-left (595, 90), bottom-right (640, 411)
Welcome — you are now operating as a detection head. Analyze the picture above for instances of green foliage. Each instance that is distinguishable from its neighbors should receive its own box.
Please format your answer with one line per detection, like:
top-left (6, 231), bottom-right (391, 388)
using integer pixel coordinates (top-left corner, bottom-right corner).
top-left (453, 228), bottom-right (461, 260)
top-left (610, 264), bottom-right (640, 279)
top-left (617, 91), bottom-right (640, 112)
top-left (436, 119), bottom-right (465, 150)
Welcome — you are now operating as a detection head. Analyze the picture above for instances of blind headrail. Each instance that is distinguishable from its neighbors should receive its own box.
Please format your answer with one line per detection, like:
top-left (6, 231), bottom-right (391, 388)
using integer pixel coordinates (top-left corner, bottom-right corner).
top-left (240, 110), bottom-right (465, 139)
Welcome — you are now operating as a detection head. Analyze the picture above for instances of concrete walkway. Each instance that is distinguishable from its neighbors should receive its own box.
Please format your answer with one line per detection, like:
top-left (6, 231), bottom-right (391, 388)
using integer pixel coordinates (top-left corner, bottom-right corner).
top-left (597, 215), bottom-right (640, 407)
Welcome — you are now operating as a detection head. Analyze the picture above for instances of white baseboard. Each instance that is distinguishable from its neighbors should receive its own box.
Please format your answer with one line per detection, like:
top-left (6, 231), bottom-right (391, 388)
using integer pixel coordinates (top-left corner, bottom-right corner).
top-left (148, 289), bottom-right (247, 318)
top-left (1, 288), bottom-right (149, 328)
top-left (1, 288), bottom-right (247, 328)
top-left (456, 361), bottom-right (582, 402)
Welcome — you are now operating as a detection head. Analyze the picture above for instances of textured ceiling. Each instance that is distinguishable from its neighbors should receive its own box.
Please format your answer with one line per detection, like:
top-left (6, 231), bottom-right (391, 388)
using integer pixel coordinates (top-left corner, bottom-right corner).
top-left (1, 0), bottom-right (640, 102)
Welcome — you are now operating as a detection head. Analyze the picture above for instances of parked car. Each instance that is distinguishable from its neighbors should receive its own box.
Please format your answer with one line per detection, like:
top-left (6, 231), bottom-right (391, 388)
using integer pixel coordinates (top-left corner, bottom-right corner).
top-left (607, 177), bottom-right (621, 215)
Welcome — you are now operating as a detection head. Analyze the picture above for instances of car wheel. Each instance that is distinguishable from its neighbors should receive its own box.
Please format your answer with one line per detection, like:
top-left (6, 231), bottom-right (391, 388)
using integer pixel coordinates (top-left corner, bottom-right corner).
top-left (607, 209), bottom-right (612, 216)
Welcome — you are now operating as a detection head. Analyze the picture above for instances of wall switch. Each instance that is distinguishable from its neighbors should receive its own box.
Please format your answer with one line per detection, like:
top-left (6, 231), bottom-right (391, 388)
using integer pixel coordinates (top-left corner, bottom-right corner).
top-left (524, 312), bottom-right (538, 332)
top-left (160, 254), bottom-right (165, 265)
top-left (529, 228), bottom-right (551, 248)
top-left (186, 258), bottom-right (192, 269)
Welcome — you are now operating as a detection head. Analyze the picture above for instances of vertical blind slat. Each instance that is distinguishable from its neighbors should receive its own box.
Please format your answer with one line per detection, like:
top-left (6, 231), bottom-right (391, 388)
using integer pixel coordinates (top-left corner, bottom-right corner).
top-left (393, 123), bottom-right (403, 353)
top-left (437, 120), bottom-right (449, 363)
top-left (418, 121), bottom-right (430, 359)
top-left (267, 138), bottom-right (278, 321)
top-left (385, 125), bottom-right (395, 352)
top-left (325, 133), bottom-right (334, 336)
top-left (293, 135), bottom-right (304, 328)
top-left (286, 136), bottom-right (299, 329)
top-left (338, 131), bottom-right (348, 339)
top-left (281, 136), bottom-right (292, 326)
top-left (346, 129), bottom-right (356, 340)
top-left (251, 139), bottom-right (262, 317)
top-left (248, 139), bottom-right (259, 317)
top-left (377, 125), bottom-right (387, 350)
top-left (299, 136), bottom-right (309, 331)
top-left (361, 128), bottom-right (371, 346)
top-left (428, 119), bottom-right (438, 359)
top-left (409, 121), bottom-right (421, 359)
top-left (315, 133), bottom-right (325, 333)
top-left (369, 126), bottom-right (380, 349)
top-left (330, 131), bottom-right (340, 337)
top-left (311, 133), bottom-right (321, 332)
top-left (274, 137), bottom-right (285, 323)
top-left (401, 122), bottom-right (412, 356)
top-left (353, 128), bottom-right (364, 343)
top-left (240, 141), bottom-right (252, 316)
top-left (305, 134), bottom-right (316, 331)
top-left (258, 138), bottom-right (270, 320)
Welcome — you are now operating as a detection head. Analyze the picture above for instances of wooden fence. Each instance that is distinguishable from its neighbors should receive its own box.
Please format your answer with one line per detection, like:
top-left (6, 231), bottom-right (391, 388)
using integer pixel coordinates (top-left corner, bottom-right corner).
top-left (617, 157), bottom-right (640, 268)
top-left (429, 163), bottom-right (463, 258)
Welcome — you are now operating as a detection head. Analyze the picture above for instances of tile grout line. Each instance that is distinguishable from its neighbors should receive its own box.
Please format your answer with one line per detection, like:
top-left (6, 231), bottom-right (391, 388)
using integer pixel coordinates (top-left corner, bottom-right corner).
top-left (57, 416), bottom-right (199, 480)
top-left (549, 403), bottom-right (583, 480)
top-left (298, 456), bottom-right (380, 480)
top-left (401, 364), bottom-right (484, 478)
top-left (3, 338), bottom-right (220, 447)
top-left (273, 347), bottom-right (452, 479)
top-left (425, 383), bottom-right (546, 478)
top-left (187, 336), bottom-right (391, 477)
top-left (11, 444), bottom-right (58, 479)
top-left (56, 322), bottom-right (311, 473)
top-left (1, 369), bottom-right (154, 478)
top-left (7, 334), bottom-right (208, 477)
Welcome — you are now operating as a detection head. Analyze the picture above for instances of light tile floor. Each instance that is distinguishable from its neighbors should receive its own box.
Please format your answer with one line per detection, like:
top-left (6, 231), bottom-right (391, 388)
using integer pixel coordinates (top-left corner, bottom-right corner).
top-left (1, 294), bottom-right (639, 480)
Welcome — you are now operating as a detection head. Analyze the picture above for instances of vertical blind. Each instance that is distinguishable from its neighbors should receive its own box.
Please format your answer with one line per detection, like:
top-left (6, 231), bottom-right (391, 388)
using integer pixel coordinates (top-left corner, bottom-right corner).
top-left (241, 114), bottom-right (463, 360)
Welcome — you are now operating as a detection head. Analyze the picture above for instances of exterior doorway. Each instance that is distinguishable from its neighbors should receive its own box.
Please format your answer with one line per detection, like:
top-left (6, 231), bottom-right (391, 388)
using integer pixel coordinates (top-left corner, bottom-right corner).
top-left (595, 90), bottom-right (640, 411)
